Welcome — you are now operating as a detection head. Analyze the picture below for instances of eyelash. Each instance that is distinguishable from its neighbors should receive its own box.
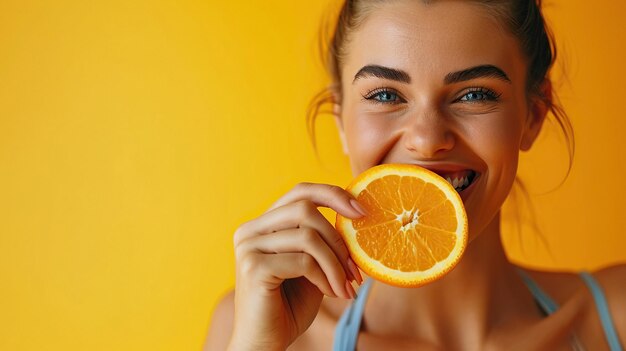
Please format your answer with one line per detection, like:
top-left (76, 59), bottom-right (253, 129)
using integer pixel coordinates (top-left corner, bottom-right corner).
top-left (362, 87), bottom-right (405, 105)
top-left (361, 87), bottom-right (502, 105)
top-left (457, 87), bottom-right (502, 103)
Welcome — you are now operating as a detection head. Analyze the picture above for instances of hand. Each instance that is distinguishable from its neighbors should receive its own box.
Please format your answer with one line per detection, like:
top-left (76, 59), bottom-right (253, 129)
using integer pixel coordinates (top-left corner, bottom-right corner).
top-left (228, 183), bottom-right (366, 351)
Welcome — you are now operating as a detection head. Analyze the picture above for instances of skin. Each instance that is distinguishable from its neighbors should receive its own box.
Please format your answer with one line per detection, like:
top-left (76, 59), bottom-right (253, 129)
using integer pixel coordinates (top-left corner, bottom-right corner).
top-left (205, 1), bottom-right (626, 350)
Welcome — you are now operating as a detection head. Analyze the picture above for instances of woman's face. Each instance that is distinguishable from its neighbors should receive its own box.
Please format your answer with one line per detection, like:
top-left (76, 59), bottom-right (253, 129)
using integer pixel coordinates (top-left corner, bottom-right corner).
top-left (335, 0), bottom-right (546, 240)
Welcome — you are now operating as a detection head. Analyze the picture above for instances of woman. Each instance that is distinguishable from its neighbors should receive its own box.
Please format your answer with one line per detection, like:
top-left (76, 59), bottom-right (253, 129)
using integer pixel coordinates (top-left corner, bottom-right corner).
top-left (206, 0), bottom-right (626, 349)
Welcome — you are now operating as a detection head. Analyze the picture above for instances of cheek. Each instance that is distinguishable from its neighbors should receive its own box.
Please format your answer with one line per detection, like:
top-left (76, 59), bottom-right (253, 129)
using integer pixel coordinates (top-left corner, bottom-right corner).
top-left (469, 111), bottom-right (525, 163)
top-left (483, 128), bottom-right (522, 192)
top-left (464, 119), bottom-right (523, 240)
top-left (466, 112), bottom-right (525, 179)
top-left (344, 114), bottom-right (399, 173)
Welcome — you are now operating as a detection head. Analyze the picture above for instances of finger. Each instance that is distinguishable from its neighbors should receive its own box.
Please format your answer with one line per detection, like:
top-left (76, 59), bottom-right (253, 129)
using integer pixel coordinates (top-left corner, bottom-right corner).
top-left (235, 200), bottom-right (355, 283)
top-left (237, 227), bottom-right (351, 299)
top-left (266, 182), bottom-right (367, 219)
top-left (238, 252), bottom-right (335, 297)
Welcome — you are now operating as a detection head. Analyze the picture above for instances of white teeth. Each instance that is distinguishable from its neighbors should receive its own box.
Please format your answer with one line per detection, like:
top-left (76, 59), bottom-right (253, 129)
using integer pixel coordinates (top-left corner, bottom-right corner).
top-left (455, 176), bottom-right (469, 191)
top-left (444, 173), bottom-right (474, 191)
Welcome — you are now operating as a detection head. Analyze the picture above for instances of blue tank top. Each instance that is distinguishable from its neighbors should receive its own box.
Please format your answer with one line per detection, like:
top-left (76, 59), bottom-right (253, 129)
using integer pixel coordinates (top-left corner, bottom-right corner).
top-left (333, 270), bottom-right (623, 351)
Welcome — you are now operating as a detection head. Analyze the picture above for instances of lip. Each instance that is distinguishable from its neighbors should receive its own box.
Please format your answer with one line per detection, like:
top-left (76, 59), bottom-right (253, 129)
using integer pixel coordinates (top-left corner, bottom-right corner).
top-left (406, 162), bottom-right (476, 174)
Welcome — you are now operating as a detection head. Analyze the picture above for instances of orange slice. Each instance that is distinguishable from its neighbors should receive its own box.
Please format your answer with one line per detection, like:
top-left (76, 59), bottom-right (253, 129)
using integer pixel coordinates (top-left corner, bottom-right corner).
top-left (336, 164), bottom-right (468, 287)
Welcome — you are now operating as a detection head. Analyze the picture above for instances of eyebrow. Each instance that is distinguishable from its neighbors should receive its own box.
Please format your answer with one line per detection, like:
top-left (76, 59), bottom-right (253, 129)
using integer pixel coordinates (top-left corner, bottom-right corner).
top-left (352, 64), bottom-right (511, 85)
top-left (444, 64), bottom-right (511, 84)
top-left (353, 65), bottom-right (411, 84)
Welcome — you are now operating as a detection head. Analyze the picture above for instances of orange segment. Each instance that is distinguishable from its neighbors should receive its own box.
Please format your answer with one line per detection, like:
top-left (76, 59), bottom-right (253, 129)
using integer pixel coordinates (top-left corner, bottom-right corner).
top-left (356, 221), bottom-right (400, 261)
top-left (414, 225), bottom-right (457, 261)
top-left (336, 164), bottom-right (468, 287)
top-left (419, 200), bottom-right (457, 231)
top-left (399, 176), bottom-right (426, 212)
top-left (352, 190), bottom-right (396, 229)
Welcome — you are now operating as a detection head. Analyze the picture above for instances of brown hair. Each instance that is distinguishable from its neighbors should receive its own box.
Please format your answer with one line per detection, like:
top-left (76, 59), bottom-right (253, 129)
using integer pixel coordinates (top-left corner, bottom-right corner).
top-left (306, 0), bottom-right (574, 171)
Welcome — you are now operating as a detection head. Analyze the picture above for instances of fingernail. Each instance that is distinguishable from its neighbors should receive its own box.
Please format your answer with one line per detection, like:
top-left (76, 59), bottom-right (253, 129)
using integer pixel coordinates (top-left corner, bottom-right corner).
top-left (350, 199), bottom-right (368, 216)
top-left (347, 257), bottom-right (363, 285)
top-left (345, 268), bottom-right (355, 283)
top-left (345, 280), bottom-right (358, 300)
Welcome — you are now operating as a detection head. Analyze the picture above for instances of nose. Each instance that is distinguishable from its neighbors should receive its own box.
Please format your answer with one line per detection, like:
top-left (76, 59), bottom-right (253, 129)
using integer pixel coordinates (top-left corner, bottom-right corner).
top-left (403, 111), bottom-right (455, 159)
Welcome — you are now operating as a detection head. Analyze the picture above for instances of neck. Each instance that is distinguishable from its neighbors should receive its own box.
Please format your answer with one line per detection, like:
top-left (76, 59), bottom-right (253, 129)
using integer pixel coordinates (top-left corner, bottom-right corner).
top-left (362, 212), bottom-right (541, 348)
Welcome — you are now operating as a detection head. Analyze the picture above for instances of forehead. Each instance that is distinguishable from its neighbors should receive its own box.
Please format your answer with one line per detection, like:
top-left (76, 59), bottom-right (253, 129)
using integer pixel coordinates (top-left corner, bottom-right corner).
top-left (342, 1), bottom-right (526, 87)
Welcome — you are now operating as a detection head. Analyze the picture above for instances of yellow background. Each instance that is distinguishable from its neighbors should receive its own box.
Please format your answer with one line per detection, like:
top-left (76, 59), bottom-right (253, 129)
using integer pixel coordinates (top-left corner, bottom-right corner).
top-left (1, 1), bottom-right (625, 350)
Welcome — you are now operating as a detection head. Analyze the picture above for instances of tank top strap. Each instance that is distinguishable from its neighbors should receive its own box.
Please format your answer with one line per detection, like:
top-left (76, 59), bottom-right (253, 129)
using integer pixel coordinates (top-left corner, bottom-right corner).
top-left (579, 271), bottom-right (623, 351)
top-left (516, 268), bottom-right (559, 315)
top-left (333, 278), bottom-right (374, 351)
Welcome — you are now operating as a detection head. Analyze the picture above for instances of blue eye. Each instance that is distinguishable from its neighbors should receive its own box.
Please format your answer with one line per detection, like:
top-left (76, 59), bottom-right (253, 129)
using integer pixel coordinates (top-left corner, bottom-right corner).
top-left (375, 91), bottom-right (398, 102)
top-left (363, 88), bottom-right (404, 104)
top-left (459, 88), bottom-right (500, 102)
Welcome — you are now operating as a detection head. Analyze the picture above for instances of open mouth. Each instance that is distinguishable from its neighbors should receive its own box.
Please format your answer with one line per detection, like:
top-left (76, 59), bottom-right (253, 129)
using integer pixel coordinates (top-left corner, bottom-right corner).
top-left (434, 170), bottom-right (479, 193)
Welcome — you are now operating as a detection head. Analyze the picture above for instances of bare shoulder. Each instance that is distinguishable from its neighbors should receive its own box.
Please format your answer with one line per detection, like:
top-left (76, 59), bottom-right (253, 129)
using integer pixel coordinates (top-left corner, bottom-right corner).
top-left (519, 263), bottom-right (626, 345)
top-left (203, 289), bottom-right (235, 351)
top-left (591, 264), bottom-right (626, 337)
top-left (592, 263), bottom-right (626, 294)
top-left (518, 266), bottom-right (584, 304)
